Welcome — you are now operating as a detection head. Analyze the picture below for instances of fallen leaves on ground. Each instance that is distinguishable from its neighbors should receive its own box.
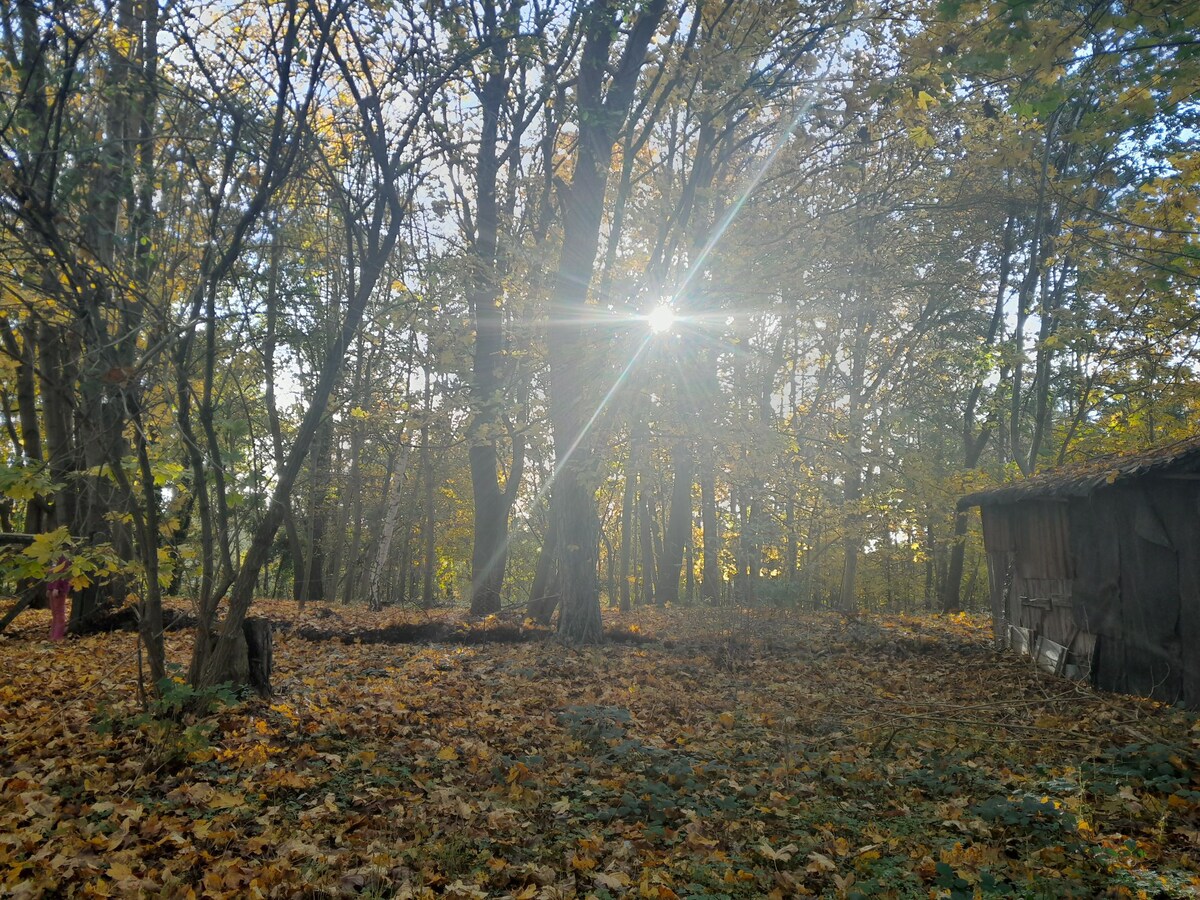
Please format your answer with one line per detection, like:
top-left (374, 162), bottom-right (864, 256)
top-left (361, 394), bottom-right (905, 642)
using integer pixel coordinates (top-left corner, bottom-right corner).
top-left (1, 600), bottom-right (1198, 898)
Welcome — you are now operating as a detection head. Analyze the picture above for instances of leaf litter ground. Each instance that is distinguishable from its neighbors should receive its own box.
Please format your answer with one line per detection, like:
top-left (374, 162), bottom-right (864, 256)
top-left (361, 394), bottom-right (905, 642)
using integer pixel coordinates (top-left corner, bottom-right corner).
top-left (2, 601), bottom-right (1198, 899)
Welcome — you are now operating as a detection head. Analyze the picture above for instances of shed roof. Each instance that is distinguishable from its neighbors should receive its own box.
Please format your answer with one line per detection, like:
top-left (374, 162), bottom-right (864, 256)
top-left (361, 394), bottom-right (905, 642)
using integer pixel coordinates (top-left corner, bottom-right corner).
top-left (958, 434), bottom-right (1200, 509)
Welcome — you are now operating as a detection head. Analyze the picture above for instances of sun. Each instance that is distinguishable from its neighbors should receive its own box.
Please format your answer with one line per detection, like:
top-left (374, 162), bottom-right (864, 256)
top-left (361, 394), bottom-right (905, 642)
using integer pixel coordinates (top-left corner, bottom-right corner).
top-left (646, 304), bottom-right (675, 334)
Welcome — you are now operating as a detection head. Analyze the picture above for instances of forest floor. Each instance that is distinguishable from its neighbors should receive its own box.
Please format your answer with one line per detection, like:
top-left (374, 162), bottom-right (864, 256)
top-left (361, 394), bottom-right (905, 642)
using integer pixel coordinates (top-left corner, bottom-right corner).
top-left (1, 600), bottom-right (1198, 899)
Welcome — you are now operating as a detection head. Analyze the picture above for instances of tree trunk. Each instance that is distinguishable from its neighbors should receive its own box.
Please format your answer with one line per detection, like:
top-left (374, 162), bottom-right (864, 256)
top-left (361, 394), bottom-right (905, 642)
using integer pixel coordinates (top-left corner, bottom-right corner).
top-left (243, 618), bottom-right (273, 698)
top-left (339, 426), bottom-right (367, 606)
top-left (657, 440), bottom-right (692, 605)
top-left (367, 446), bottom-right (412, 611)
top-left (302, 413), bottom-right (335, 606)
top-left (838, 309), bottom-right (869, 613)
top-left (38, 324), bottom-right (77, 534)
top-left (699, 442), bottom-right (720, 604)
top-left (545, 0), bottom-right (667, 644)
top-left (617, 443), bottom-right (635, 613)
top-left (398, 523), bottom-right (414, 606)
top-left (420, 378), bottom-right (437, 608)
top-left (602, 530), bottom-right (618, 607)
top-left (328, 389), bottom-right (360, 601)
top-left (466, 6), bottom-right (518, 616)
top-left (0, 321), bottom-right (47, 533)
top-left (639, 483), bottom-right (656, 607)
top-left (262, 216), bottom-right (309, 605)
top-left (684, 540), bottom-right (695, 604)
top-left (192, 182), bottom-right (406, 688)
top-left (941, 218), bottom-right (1010, 611)
top-left (527, 525), bottom-right (560, 625)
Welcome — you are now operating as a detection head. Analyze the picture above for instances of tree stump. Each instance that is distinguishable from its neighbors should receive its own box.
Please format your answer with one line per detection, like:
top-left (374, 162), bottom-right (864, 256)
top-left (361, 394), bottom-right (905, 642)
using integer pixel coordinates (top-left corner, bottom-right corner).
top-left (243, 617), bottom-right (273, 698)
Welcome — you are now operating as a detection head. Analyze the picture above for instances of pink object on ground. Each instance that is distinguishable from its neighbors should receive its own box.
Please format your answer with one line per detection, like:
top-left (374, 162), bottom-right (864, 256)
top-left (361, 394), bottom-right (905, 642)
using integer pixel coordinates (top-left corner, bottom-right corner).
top-left (47, 558), bottom-right (70, 641)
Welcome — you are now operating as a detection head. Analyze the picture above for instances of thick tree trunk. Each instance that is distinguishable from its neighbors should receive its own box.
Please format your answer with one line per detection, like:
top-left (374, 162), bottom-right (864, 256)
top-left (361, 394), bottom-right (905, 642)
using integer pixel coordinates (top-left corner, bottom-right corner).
top-left (68, 0), bottom-right (153, 632)
top-left (302, 414), bottom-right (335, 606)
top-left (243, 618), bottom-right (273, 698)
top-left (549, 471), bottom-right (604, 641)
top-left (469, 442), bottom-right (509, 614)
top-left (467, 12), bottom-right (516, 617)
top-left (545, 0), bottom-right (667, 644)
top-left (839, 530), bottom-right (860, 612)
top-left (38, 325), bottom-right (77, 533)
top-left (546, 142), bottom-right (608, 641)
top-left (941, 511), bottom-right (971, 613)
top-left (527, 526), bottom-right (560, 625)
top-left (657, 440), bottom-right (692, 605)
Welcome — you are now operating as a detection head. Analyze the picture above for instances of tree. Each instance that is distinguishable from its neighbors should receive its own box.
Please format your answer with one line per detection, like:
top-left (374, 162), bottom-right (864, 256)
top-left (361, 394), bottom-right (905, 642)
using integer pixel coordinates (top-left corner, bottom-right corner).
top-left (192, 0), bottom-right (460, 688)
top-left (434, 0), bottom-right (570, 616)
top-left (545, 0), bottom-right (669, 643)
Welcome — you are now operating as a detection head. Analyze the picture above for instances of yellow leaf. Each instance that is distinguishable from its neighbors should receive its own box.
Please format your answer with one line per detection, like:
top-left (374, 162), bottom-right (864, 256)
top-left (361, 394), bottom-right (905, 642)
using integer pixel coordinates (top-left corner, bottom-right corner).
top-left (595, 871), bottom-right (631, 888)
top-left (908, 125), bottom-right (936, 149)
top-left (437, 746), bottom-right (460, 761)
top-left (506, 762), bottom-right (530, 784)
top-left (22, 526), bottom-right (70, 564)
top-left (106, 861), bottom-right (135, 881)
top-left (207, 791), bottom-right (245, 810)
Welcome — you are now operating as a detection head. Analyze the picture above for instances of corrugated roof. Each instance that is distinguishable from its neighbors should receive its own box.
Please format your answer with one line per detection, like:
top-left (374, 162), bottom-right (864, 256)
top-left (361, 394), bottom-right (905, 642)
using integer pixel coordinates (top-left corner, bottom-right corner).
top-left (958, 433), bottom-right (1200, 508)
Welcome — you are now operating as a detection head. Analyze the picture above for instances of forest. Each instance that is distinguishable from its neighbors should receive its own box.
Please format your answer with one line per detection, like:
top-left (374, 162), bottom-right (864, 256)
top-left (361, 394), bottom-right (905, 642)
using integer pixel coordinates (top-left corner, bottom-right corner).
top-left (1, 0), bottom-right (1200, 895)
top-left (0, 0), bottom-right (1198, 675)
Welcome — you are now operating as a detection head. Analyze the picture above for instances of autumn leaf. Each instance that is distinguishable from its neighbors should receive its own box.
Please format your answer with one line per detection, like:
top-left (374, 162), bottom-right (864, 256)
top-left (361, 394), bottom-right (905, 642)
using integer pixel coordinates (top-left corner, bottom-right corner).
top-left (908, 125), bottom-right (936, 148)
top-left (757, 840), bottom-right (799, 862)
top-left (594, 871), bottom-right (631, 889)
top-left (806, 851), bottom-right (837, 873)
top-left (569, 853), bottom-right (597, 871)
top-left (206, 791), bottom-right (246, 810)
top-left (3, 601), bottom-right (1199, 898)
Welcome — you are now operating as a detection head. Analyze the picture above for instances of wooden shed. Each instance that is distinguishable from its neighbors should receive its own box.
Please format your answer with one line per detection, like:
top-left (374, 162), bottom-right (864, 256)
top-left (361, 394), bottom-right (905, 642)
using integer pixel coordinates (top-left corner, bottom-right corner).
top-left (959, 435), bottom-right (1200, 708)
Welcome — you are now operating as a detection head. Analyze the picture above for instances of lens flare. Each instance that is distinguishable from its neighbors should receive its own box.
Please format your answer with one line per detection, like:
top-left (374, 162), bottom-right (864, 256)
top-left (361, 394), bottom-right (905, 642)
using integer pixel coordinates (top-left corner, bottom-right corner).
top-left (646, 305), bottom-right (675, 334)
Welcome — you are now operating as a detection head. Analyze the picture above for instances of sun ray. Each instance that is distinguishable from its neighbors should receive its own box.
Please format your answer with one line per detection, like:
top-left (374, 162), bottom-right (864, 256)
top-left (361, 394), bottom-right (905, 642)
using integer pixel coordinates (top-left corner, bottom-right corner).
top-left (669, 74), bottom-right (830, 308)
